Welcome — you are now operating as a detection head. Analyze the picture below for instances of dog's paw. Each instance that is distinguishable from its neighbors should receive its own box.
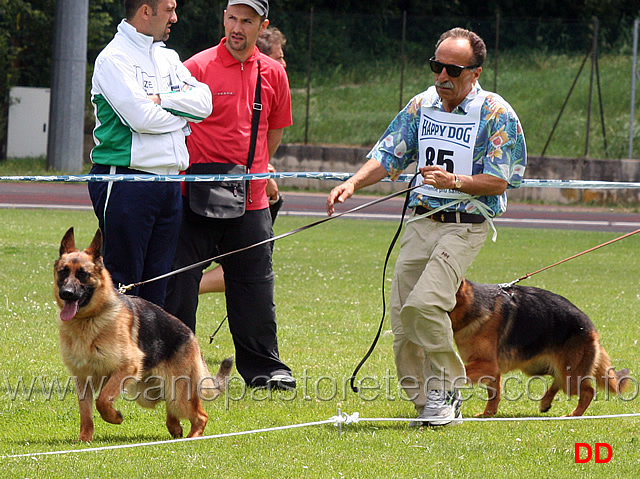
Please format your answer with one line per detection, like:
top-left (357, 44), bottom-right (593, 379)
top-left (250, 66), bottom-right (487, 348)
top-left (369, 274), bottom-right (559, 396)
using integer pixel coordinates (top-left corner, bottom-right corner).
top-left (166, 415), bottom-right (183, 438)
top-left (475, 410), bottom-right (497, 418)
top-left (100, 409), bottom-right (123, 425)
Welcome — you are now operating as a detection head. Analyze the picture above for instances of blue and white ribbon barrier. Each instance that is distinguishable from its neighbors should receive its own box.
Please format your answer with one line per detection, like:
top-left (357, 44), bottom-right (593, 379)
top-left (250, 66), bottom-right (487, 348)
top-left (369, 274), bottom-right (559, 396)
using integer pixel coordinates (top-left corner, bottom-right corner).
top-left (2, 172), bottom-right (640, 189)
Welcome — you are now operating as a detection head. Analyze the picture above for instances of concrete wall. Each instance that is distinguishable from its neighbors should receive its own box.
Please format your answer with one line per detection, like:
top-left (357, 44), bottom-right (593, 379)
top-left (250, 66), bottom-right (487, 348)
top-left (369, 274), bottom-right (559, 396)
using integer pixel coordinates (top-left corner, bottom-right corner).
top-left (273, 144), bottom-right (640, 204)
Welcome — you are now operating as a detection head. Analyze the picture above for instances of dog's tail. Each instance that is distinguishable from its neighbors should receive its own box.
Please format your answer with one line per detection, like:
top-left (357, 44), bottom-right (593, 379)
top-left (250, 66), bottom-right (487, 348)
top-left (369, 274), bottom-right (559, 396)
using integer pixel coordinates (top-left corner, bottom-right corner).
top-left (199, 356), bottom-right (234, 401)
top-left (594, 344), bottom-right (631, 396)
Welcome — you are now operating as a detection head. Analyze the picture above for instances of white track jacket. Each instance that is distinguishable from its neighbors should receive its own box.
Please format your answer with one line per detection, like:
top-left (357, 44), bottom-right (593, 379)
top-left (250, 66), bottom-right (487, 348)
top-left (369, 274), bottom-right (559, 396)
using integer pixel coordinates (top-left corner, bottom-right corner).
top-left (90, 20), bottom-right (212, 175)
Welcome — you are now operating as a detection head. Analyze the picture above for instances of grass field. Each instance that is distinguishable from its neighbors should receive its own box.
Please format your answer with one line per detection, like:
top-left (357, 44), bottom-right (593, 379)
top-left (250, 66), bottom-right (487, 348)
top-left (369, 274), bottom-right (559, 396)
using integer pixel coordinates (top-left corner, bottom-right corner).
top-left (1, 207), bottom-right (639, 477)
top-left (285, 52), bottom-right (639, 160)
top-left (5, 52), bottom-right (636, 168)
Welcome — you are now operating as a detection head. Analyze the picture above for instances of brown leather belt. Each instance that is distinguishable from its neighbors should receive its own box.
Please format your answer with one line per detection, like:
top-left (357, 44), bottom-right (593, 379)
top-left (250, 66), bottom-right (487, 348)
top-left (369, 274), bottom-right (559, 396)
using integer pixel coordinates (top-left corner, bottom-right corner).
top-left (415, 205), bottom-right (485, 224)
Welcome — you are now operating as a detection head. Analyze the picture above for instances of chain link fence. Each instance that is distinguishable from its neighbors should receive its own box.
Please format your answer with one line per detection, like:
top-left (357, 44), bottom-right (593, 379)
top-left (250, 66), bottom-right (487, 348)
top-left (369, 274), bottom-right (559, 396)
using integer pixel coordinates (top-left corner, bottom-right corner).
top-left (2, 8), bottom-right (639, 160)
top-left (264, 11), bottom-right (638, 159)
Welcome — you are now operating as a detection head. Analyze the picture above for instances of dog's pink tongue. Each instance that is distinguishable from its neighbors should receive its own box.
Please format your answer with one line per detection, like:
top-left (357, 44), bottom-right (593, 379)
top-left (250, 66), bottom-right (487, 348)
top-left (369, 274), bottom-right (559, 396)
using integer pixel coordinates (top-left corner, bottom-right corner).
top-left (60, 301), bottom-right (79, 321)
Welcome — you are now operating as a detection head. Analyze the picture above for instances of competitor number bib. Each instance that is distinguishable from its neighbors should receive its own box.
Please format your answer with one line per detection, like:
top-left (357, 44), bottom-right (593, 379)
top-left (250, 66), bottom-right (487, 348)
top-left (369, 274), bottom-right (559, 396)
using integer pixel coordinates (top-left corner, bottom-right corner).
top-left (414, 91), bottom-right (487, 199)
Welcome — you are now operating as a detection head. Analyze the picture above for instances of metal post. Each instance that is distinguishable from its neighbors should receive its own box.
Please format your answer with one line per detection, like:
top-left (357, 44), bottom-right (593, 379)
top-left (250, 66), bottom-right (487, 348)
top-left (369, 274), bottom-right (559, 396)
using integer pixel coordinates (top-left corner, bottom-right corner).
top-left (218, 2), bottom-right (224, 42)
top-left (47, 0), bottom-right (89, 172)
top-left (541, 50), bottom-right (590, 157)
top-left (629, 19), bottom-right (638, 159)
top-left (304, 8), bottom-right (314, 145)
top-left (584, 17), bottom-right (598, 158)
top-left (398, 11), bottom-right (407, 110)
top-left (494, 13), bottom-right (500, 93)
top-left (595, 44), bottom-right (608, 157)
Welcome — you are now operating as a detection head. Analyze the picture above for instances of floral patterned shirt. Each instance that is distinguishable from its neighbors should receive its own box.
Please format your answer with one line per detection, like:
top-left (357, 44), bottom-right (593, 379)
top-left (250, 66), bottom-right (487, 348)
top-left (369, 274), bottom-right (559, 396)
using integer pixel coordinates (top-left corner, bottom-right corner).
top-left (367, 83), bottom-right (526, 216)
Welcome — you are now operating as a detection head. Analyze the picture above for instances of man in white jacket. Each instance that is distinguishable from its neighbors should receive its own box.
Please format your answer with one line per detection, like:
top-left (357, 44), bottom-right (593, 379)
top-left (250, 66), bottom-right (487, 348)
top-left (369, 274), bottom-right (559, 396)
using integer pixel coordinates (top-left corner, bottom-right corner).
top-left (88, 0), bottom-right (212, 307)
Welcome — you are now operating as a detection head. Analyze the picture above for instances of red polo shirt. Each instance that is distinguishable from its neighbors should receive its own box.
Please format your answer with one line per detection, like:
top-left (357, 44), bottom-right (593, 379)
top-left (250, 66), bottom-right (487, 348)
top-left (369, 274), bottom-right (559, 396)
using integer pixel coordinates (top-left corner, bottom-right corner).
top-left (184, 38), bottom-right (292, 210)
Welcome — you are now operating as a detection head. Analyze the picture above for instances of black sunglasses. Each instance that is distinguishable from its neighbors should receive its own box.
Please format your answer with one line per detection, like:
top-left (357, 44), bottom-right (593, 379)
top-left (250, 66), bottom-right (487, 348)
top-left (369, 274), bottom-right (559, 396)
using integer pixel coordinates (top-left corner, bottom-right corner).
top-left (429, 57), bottom-right (478, 77)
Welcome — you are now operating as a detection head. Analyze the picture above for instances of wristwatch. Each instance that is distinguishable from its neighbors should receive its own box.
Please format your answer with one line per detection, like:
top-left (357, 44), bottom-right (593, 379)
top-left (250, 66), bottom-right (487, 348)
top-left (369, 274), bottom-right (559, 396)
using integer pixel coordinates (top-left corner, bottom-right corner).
top-left (454, 175), bottom-right (462, 190)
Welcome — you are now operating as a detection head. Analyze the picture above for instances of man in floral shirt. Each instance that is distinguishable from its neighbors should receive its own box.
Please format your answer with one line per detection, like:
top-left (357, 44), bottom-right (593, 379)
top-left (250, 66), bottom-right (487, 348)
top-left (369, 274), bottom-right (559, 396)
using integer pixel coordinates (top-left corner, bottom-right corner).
top-left (326, 27), bottom-right (526, 426)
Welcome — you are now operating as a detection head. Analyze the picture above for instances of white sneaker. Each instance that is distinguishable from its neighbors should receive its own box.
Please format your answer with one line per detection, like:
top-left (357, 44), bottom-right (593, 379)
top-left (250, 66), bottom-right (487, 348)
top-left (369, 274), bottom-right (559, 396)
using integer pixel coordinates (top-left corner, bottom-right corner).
top-left (410, 390), bottom-right (462, 427)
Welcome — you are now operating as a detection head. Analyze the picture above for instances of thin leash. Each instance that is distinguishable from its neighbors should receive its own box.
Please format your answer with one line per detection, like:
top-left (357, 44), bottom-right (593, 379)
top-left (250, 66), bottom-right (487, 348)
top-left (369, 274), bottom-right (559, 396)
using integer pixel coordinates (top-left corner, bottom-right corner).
top-left (349, 211), bottom-right (640, 393)
top-left (209, 315), bottom-right (228, 343)
top-left (349, 174), bottom-right (418, 393)
top-left (207, 181), bottom-right (423, 344)
top-left (499, 227), bottom-right (640, 288)
top-left (118, 183), bottom-right (423, 295)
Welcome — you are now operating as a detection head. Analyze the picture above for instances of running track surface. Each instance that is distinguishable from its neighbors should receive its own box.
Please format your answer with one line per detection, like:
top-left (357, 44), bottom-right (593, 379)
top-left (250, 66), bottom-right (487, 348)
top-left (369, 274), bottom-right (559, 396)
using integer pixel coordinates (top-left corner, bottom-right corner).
top-left (1, 182), bottom-right (640, 233)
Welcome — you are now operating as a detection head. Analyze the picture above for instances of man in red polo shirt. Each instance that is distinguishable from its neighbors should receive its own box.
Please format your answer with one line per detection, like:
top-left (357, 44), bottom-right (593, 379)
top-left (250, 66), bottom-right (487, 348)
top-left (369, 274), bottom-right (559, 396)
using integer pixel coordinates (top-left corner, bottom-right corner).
top-left (164, 0), bottom-right (295, 390)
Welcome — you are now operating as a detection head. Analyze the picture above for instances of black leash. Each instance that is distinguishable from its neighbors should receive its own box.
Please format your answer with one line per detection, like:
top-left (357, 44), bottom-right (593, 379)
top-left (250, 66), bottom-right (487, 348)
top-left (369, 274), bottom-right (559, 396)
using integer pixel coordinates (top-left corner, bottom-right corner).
top-left (349, 174), bottom-right (418, 393)
top-left (209, 315), bottom-right (228, 343)
top-left (119, 183), bottom-right (423, 295)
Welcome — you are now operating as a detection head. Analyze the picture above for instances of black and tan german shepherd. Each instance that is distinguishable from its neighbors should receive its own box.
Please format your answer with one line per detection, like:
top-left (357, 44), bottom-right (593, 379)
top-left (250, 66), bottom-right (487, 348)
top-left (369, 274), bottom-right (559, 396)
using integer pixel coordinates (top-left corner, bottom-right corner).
top-left (450, 279), bottom-right (630, 417)
top-left (54, 227), bottom-right (232, 442)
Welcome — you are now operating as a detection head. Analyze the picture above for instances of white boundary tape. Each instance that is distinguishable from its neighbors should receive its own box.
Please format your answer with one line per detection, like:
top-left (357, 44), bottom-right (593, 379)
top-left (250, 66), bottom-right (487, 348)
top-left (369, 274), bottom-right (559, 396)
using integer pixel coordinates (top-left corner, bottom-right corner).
top-left (4, 411), bottom-right (640, 459)
top-left (3, 418), bottom-right (336, 459)
top-left (2, 173), bottom-right (639, 458)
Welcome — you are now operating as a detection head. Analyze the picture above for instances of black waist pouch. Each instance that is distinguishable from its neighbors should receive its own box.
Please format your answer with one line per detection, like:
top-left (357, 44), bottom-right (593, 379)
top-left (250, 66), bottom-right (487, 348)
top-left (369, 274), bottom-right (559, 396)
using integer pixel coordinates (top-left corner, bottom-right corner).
top-left (186, 163), bottom-right (247, 220)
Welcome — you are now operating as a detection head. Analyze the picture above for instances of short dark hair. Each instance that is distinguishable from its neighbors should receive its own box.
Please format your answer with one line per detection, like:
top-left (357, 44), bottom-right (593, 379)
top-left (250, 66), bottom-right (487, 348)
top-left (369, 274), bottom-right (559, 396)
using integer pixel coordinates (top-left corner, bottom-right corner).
top-left (256, 27), bottom-right (286, 56)
top-left (435, 27), bottom-right (487, 67)
top-left (124, 0), bottom-right (161, 21)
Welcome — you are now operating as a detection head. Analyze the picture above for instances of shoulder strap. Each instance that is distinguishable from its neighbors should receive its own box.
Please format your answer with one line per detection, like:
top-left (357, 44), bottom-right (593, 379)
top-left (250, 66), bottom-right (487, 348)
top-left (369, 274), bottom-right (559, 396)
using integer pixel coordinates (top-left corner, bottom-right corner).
top-left (247, 60), bottom-right (262, 172)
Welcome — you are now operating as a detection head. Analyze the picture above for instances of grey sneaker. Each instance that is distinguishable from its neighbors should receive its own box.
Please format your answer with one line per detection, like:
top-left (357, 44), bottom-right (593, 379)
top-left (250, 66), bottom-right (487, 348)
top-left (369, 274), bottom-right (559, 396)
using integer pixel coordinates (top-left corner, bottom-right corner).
top-left (410, 390), bottom-right (462, 427)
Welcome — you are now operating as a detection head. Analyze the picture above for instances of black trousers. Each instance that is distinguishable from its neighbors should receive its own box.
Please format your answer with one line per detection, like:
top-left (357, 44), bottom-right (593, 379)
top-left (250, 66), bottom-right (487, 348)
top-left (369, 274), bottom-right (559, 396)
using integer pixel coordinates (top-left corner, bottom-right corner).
top-left (88, 165), bottom-right (182, 308)
top-left (164, 204), bottom-right (291, 385)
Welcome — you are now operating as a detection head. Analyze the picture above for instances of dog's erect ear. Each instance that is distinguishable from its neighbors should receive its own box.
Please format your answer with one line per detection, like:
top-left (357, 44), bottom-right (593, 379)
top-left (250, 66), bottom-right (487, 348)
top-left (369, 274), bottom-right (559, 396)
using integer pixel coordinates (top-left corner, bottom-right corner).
top-left (59, 227), bottom-right (77, 256)
top-left (85, 229), bottom-right (103, 261)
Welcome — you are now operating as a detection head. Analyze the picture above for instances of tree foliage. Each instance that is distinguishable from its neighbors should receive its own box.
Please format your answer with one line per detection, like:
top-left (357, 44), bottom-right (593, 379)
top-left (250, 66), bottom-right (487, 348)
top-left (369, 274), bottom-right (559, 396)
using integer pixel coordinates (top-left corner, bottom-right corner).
top-left (1, 0), bottom-right (638, 157)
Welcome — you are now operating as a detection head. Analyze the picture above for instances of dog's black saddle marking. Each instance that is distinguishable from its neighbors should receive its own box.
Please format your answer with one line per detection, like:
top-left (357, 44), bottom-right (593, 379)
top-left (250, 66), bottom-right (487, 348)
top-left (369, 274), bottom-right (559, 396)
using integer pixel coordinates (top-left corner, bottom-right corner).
top-left (120, 294), bottom-right (193, 371)
top-left (472, 281), bottom-right (596, 362)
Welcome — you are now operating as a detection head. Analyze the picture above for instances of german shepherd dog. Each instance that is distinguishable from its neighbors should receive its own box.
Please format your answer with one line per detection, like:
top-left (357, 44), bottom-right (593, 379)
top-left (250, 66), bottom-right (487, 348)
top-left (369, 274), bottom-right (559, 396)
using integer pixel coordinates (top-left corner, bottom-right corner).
top-left (53, 227), bottom-right (232, 442)
top-left (450, 279), bottom-right (630, 417)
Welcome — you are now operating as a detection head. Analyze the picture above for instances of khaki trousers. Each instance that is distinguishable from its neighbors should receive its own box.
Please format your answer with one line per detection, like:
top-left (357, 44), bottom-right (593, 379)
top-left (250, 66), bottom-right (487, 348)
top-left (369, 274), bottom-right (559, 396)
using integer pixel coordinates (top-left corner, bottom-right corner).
top-left (390, 216), bottom-right (489, 411)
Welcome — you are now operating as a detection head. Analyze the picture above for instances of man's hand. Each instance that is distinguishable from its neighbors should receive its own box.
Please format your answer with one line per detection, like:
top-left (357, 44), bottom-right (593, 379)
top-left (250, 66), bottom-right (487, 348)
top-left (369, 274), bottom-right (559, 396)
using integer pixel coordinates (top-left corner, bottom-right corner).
top-left (266, 179), bottom-right (279, 202)
top-left (419, 166), bottom-right (509, 196)
top-left (326, 182), bottom-right (355, 216)
top-left (326, 159), bottom-right (388, 216)
top-left (419, 165), bottom-right (455, 189)
top-left (265, 163), bottom-right (279, 201)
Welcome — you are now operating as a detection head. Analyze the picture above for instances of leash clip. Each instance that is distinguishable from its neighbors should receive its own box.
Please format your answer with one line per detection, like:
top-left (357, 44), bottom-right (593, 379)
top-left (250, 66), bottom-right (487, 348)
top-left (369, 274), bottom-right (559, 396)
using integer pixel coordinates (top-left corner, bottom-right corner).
top-left (118, 283), bottom-right (134, 294)
top-left (498, 279), bottom-right (518, 290)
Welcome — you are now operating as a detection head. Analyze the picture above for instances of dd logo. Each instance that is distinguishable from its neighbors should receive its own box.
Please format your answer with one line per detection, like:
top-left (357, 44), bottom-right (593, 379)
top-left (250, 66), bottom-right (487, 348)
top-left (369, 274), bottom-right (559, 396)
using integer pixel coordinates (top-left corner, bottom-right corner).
top-left (574, 443), bottom-right (613, 463)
